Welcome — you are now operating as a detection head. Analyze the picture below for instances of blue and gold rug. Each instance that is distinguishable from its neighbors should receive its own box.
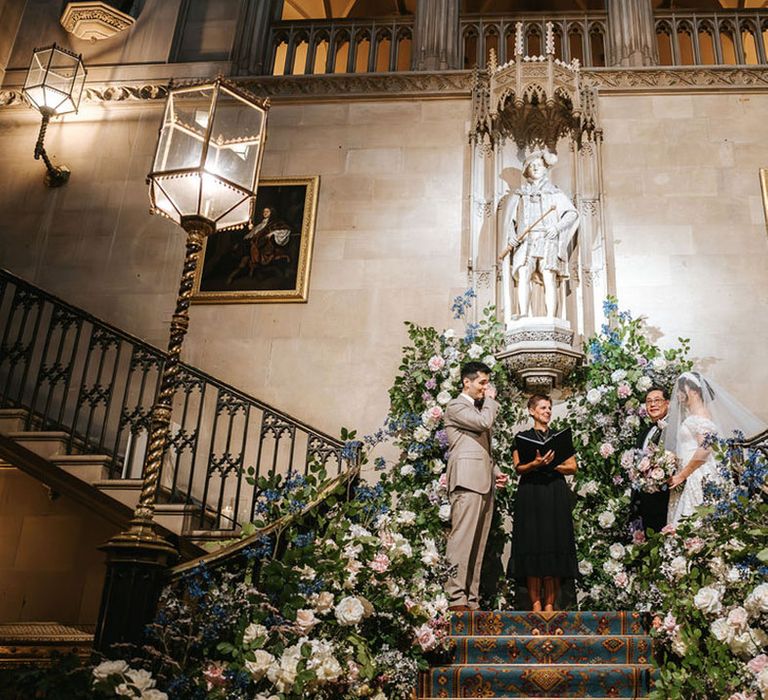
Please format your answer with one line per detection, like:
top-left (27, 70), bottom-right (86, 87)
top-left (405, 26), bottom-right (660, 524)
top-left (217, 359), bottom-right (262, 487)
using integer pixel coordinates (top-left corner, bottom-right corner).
top-left (419, 611), bottom-right (654, 699)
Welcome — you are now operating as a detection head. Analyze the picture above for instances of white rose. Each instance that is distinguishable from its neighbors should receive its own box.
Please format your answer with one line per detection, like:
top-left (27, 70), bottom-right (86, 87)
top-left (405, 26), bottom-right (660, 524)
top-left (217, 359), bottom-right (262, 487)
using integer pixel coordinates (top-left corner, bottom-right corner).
top-left (693, 586), bottom-right (723, 615)
top-left (467, 343), bottom-right (484, 359)
top-left (421, 538), bottom-right (441, 566)
top-left (390, 533), bottom-right (412, 559)
top-left (586, 388), bottom-right (602, 405)
top-left (589, 584), bottom-right (603, 599)
top-left (125, 669), bottom-right (155, 692)
top-left (437, 390), bottom-right (452, 405)
top-left (482, 354), bottom-right (497, 369)
top-left (267, 645), bottom-right (301, 692)
top-left (710, 617), bottom-right (733, 643)
top-left (245, 649), bottom-right (275, 680)
top-left (295, 609), bottom-right (319, 632)
top-left (578, 560), bottom-right (593, 576)
top-left (652, 356), bottom-right (667, 370)
top-left (143, 691), bottom-right (168, 700)
top-left (313, 591), bottom-right (335, 614)
top-left (726, 567), bottom-right (742, 583)
top-left (414, 426), bottom-right (431, 443)
top-left (396, 510), bottom-right (416, 525)
top-left (598, 511), bottom-right (615, 528)
top-left (669, 556), bottom-right (688, 579)
top-left (746, 583), bottom-right (768, 615)
top-left (438, 502), bottom-right (452, 521)
top-left (636, 376), bottom-right (652, 392)
top-left (443, 329), bottom-right (455, 339)
top-left (577, 480), bottom-right (599, 498)
top-left (92, 660), bottom-right (129, 680)
top-left (243, 622), bottom-right (268, 645)
top-left (671, 635), bottom-right (687, 656)
top-left (611, 369), bottom-right (627, 382)
top-left (335, 596), bottom-right (365, 625)
top-left (431, 459), bottom-right (445, 474)
top-left (603, 559), bottom-right (622, 575)
top-left (730, 630), bottom-right (764, 658)
top-left (727, 606), bottom-right (749, 632)
top-left (312, 653), bottom-right (343, 681)
top-left (449, 366), bottom-right (461, 380)
top-left (609, 543), bottom-right (626, 560)
top-left (757, 667), bottom-right (768, 696)
top-left (400, 464), bottom-right (415, 477)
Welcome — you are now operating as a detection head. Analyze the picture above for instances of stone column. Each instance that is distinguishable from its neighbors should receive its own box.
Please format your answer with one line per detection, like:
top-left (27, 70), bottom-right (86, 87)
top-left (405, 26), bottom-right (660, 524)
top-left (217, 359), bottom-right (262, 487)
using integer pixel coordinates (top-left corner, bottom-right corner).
top-left (232, 0), bottom-right (282, 76)
top-left (412, 0), bottom-right (460, 71)
top-left (607, 0), bottom-right (658, 67)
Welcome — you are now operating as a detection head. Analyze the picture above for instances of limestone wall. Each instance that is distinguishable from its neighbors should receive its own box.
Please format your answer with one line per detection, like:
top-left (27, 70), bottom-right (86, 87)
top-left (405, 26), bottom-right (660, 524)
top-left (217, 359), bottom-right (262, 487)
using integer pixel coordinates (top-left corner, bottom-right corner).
top-left (0, 89), bottom-right (765, 449)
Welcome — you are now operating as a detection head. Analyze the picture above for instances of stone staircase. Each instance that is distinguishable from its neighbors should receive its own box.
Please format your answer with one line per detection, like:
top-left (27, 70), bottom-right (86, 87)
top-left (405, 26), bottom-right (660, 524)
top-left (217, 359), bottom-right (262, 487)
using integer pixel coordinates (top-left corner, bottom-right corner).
top-left (419, 610), bottom-right (654, 699)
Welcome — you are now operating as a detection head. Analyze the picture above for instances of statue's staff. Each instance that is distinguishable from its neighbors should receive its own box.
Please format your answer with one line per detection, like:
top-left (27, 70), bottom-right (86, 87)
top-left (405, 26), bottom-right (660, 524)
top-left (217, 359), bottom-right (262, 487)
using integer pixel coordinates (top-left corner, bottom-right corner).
top-left (497, 205), bottom-right (557, 263)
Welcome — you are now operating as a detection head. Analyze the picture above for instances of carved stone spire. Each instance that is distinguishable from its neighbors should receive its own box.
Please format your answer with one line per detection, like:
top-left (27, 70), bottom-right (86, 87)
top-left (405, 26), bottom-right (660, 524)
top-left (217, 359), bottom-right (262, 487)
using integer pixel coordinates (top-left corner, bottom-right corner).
top-left (607, 0), bottom-right (658, 67)
top-left (412, 0), bottom-right (460, 71)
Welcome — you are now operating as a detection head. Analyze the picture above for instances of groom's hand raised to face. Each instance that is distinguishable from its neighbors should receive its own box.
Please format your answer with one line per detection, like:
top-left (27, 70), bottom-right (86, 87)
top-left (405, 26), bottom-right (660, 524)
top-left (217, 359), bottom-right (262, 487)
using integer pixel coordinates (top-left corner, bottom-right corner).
top-left (484, 384), bottom-right (497, 400)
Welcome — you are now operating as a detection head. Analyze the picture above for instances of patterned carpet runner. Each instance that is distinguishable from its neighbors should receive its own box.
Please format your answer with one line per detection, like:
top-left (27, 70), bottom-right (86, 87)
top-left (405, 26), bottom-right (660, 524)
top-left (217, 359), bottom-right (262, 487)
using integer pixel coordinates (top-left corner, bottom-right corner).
top-left (419, 611), bottom-right (654, 699)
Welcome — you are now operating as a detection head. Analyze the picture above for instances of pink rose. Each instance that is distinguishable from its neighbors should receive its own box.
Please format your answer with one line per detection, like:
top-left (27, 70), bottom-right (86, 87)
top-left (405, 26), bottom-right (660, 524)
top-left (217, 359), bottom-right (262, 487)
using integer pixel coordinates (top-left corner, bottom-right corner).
top-left (650, 467), bottom-right (665, 481)
top-left (379, 531), bottom-right (394, 548)
top-left (424, 405), bottom-right (443, 423)
top-left (428, 355), bottom-right (445, 372)
top-left (614, 571), bottom-right (629, 587)
top-left (295, 609), bottom-right (319, 632)
top-left (370, 552), bottom-right (390, 573)
top-left (684, 537), bottom-right (705, 554)
top-left (661, 524), bottom-right (676, 536)
top-left (438, 473), bottom-right (448, 489)
top-left (729, 694), bottom-right (756, 700)
top-left (638, 456), bottom-right (651, 473)
top-left (727, 606), bottom-right (749, 632)
top-left (747, 654), bottom-right (768, 675)
top-left (617, 382), bottom-right (631, 399)
top-left (599, 442), bottom-right (615, 458)
top-left (415, 623), bottom-right (437, 651)
top-left (203, 662), bottom-right (227, 690)
top-left (632, 530), bottom-right (647, 545)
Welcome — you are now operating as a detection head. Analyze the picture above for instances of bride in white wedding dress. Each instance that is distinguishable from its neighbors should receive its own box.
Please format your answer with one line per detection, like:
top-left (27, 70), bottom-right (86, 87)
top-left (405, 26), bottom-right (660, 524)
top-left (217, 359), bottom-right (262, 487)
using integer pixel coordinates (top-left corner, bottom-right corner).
top-left (663, 372), bottom-right (766, 526)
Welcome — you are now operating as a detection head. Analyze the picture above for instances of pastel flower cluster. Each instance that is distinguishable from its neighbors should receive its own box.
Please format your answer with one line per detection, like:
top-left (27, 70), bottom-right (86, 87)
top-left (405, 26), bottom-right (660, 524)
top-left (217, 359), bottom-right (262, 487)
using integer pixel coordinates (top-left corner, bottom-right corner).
top-left (620, 444), bottom-right (678, 494)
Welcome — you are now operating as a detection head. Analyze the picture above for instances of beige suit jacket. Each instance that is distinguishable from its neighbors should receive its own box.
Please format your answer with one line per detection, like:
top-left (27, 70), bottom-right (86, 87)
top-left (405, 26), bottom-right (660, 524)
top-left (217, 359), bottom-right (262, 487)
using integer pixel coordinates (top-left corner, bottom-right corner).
top-left (444, 395), bottom-right (499, 494)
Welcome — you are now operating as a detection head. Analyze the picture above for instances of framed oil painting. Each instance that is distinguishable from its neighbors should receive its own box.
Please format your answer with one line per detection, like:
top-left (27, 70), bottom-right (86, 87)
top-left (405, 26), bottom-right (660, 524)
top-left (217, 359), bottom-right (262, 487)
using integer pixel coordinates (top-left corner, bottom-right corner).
top-left (192, 176), bottom-right (319, 303)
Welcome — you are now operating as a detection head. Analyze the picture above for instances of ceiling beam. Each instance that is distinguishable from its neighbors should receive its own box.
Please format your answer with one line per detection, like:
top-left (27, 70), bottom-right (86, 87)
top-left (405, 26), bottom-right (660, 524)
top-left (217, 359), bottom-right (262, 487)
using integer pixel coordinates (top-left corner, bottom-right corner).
top-left (323, 0), bottom-right (333, 17)
top-left (395, 0), bottom-right (408, 14)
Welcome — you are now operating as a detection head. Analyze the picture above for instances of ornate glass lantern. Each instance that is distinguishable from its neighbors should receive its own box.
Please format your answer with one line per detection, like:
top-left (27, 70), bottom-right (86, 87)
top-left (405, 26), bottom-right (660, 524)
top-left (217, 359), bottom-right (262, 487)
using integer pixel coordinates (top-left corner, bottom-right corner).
top-left (22, 44), bottom-right (87, 187)
top-left (148, 78), bottom-right (269, 231)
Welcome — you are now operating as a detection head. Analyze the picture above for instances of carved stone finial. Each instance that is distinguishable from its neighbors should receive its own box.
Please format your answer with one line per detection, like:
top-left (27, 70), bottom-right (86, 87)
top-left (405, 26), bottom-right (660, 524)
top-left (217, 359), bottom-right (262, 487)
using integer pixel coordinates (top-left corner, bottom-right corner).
top-left (545, 21), bottom-right (555, 56)
top-left (514, 22), bottom-right (524, 57)
top-left (488, 47), bottom-right (498, 72)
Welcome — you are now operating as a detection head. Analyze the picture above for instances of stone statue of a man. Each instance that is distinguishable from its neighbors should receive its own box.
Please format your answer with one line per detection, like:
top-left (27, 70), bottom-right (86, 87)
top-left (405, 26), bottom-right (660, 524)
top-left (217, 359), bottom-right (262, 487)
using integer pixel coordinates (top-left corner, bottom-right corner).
top-left (501, 150), bottom-right (579, 321)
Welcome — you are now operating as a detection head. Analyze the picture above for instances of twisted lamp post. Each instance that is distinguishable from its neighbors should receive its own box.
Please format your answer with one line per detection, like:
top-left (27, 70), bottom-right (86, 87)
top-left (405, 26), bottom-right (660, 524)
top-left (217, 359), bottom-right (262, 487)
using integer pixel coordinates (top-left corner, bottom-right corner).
top-left (22, 44), bottom-right (86, 187)
top-left (95, 78), bottom-right (269, 652)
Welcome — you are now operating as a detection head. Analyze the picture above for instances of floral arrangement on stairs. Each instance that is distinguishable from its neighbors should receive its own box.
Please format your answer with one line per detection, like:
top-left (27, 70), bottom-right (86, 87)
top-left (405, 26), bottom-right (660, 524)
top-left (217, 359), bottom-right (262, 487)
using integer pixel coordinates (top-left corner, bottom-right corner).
top-left (3, 295), bottom-right (766, 700)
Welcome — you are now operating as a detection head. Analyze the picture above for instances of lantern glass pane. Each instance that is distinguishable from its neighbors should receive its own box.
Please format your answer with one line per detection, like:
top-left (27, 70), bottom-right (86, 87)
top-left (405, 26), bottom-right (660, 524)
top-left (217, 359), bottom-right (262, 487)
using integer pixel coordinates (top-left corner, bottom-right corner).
top-left (23, 50), bottom-right (50, 92)
top-left (155, 174), bottom-right (203, 221)
top-left (149, 180), bottom-right (181, 225)
top-left (152, 87), bottom-right (212, 176)
top-left (199, 174), bottom-right (248, 224)
top-left (204, 87), bottom-right (265, 192)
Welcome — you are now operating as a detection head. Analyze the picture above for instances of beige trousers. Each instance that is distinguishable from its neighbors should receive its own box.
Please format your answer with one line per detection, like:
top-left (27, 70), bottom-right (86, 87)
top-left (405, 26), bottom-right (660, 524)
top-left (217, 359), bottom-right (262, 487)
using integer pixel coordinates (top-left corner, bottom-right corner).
top-left (444, 487), bottom-right (494, 608)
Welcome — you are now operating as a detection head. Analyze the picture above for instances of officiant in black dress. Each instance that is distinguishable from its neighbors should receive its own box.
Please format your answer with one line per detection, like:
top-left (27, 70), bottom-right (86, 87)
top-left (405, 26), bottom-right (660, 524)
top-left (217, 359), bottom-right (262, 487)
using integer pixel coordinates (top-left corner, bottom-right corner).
top-left (630, 386), bottom-right (671, 535)
top-left (509, 394), bottom-right (578, 612)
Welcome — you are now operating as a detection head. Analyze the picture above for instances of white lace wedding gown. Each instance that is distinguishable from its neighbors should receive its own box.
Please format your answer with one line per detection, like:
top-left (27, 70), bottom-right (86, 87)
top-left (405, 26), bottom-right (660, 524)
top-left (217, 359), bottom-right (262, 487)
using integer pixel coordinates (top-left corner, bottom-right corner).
top-left (667, 415), bottom-right (720, 526)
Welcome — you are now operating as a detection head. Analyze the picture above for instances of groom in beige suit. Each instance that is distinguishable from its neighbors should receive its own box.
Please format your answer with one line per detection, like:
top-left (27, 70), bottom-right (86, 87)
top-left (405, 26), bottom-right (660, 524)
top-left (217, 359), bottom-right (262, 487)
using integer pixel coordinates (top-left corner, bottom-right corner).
top-left (444, 361), bottom-right (507, 611)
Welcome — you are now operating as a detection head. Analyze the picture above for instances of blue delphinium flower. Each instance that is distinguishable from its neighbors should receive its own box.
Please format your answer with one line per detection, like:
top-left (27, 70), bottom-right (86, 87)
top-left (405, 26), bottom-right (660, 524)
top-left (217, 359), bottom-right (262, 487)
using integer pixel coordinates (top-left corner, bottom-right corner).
top-left (464, 323), bottom-right (480, 342)
top-left (451, 288), bottom-right (476, 319)
top-left (602, 298), bottom-right (618, 315)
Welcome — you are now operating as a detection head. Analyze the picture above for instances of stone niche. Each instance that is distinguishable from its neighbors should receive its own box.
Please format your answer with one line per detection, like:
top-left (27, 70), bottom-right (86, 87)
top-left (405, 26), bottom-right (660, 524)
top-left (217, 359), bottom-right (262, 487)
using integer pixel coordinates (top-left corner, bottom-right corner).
top-left (60, 1), bottom-right (136, 42)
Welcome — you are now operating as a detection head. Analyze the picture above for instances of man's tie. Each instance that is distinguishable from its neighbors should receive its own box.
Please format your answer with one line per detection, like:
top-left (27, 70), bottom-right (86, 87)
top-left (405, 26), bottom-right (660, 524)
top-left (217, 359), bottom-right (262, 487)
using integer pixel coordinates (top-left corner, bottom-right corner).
top-left (474, 398), bottom-right (484, 410)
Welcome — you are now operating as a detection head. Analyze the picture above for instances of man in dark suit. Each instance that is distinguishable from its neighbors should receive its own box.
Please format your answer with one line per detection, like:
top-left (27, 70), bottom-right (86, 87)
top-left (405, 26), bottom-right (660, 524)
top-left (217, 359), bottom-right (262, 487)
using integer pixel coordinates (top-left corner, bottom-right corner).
top-left (631, 386), bottom-right (671, 535)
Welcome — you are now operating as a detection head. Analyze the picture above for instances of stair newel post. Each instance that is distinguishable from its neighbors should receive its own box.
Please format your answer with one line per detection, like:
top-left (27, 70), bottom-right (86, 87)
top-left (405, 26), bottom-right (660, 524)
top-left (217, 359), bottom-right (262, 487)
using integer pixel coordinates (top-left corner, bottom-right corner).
top-left (94, 219), bottom-right (212, 654)
top-left (95, 78), bottom-right (269, 654)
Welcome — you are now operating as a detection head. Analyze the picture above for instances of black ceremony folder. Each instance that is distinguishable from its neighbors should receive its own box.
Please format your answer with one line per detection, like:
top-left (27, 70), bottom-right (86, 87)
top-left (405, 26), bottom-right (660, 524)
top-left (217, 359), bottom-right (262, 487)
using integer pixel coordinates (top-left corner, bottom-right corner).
top-left (515, 428), bottom-right (576, 471)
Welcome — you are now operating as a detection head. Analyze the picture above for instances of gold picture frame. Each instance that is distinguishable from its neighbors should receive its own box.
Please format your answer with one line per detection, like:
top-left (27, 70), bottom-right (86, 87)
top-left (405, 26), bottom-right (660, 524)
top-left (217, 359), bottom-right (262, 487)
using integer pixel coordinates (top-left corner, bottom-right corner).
top-left (192, 176), bottom-right (319, 303)
top-left (761, 169), bottom-right (768, 231)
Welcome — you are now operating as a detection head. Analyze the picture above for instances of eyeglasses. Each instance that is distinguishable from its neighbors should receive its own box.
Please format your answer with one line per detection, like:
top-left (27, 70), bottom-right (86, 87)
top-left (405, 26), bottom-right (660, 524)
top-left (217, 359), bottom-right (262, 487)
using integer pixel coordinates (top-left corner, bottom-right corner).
top-left (646, 399), bottom-right (667, 405)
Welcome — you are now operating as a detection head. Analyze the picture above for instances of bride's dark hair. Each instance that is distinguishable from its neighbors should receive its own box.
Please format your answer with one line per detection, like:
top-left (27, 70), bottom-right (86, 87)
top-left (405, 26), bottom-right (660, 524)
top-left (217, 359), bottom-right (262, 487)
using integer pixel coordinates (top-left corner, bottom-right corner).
top-left (678, 372), bottom-right (716, 400)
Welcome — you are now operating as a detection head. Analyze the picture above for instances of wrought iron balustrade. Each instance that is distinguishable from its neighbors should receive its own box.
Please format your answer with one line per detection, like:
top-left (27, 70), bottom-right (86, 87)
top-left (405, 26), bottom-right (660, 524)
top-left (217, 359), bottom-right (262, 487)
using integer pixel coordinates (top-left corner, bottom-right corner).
top-left (655, 10), bottom-right (768, 66)
top-left (268, 17), bottom-right (414, 76)
top-left (460, 13), bottom-right (608, 70)
top-left (0, 269), bottom-right (352, 532)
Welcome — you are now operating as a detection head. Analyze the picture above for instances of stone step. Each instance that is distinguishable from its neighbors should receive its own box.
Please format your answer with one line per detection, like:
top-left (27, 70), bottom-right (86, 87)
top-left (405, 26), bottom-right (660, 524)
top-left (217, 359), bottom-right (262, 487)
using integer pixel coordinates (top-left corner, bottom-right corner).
top-left (92, 478), bottom-right (143, 510)
top-left (0, 408), bottom-right (29, 433)
top-left (51, 454), bottom-right (112, 484)
top-left (2, 431), bottom-right (71, 460)
top-left (450, 611), bottom-right (645, 637)
top-left (448, 634), bottom-right (651, 666)
top-left (421, 664), bottom-right (653, 698)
